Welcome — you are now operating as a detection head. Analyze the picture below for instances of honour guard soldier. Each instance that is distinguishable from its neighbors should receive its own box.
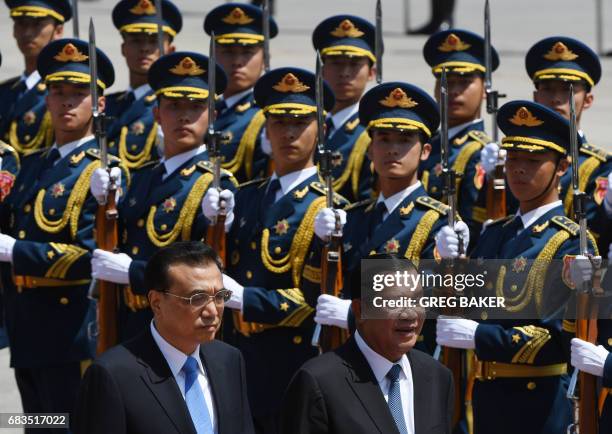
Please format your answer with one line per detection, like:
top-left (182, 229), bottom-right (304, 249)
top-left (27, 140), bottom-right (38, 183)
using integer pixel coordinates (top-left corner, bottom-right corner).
top-left (90, 51), bottom-right (237, 341)
top-left (311, 15), bottom-right (376, 202)
top-left (435, 101), bottom-right (598, 434)
top-left (106, 0), bottom-right (183, 170)
top-left (203, 3), bottom-right (278, 183)
top-left (0, 38), bottom-right (123, 421)
top-left (420, 29), bottom-right (499, 249)
top-left (0, 0), bottom-right (71, 154)
top-left (207, 67), bottom-right (344, 433)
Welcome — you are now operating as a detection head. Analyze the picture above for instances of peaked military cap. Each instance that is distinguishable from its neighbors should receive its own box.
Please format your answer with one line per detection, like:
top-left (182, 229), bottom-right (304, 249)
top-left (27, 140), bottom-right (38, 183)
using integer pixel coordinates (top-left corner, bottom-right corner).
top-left (148, 51), bottom-right (227, 100)
top-left (423, 29), bottom-right (499, 76)
top-left (38, 38), bottom-right (115, 90)
top-left (359, 82), bottom-right (440, 138)
top-left (5, 0), bottom-right (72, 23)
top-left (254, 67), bottom-right (334, 116)
top-left (112, 0), bottom-right (183, 39)
top-left (498, 100), bottom-right (573, 155)
top-left (526, 36), bottom-right (601, 88)
top-left (312, 15), bottom-right (377, 63)
top-left (204, 2), bottom-right (278, 45)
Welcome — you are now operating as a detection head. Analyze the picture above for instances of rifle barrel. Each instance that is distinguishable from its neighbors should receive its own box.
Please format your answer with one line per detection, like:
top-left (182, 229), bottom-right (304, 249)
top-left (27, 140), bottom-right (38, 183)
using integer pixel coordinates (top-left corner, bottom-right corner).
top-left (375, 0), bottom-right (383, 83)
top-left (155, 0), bottom-right (165, 56)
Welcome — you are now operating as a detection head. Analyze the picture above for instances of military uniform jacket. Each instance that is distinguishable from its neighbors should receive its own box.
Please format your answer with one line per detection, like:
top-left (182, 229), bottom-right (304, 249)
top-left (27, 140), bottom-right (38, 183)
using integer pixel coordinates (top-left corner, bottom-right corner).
top-left (0, 141), bottom-right (20, 202)
top-left (0, 140), bottom-right (126, 368)
top-left (216, 91), bottom-right (269, 183)
top-left (0, 77), bottom-right (53, 155)
top-left (324, 111), bottom-right (373, 202)
top-left (420, 120), bottom-right (490, 249)
top-left (106, 89), bottom-right (160, 170)
top-left (226, 172), bottom-right (349, 417)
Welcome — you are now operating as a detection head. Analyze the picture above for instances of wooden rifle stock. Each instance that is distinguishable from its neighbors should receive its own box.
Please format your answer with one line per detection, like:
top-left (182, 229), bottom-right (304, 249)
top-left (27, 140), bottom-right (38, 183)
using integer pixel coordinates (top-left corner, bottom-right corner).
top-left (576, 290), bottom-right (599, 434)
top-left (485, 164), bottom-right (507, 220)
top-left (319, 233), bottom-right (347, 351)
top-left (207, 214), bottom-right (227, 265)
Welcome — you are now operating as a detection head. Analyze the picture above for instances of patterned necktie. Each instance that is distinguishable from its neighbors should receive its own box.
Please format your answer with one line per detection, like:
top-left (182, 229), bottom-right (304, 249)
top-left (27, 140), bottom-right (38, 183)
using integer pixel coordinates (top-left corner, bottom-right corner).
top-left (369, 201), bottom-right (387, 238)
top-left (181, 356), bottom-right (214, 434)
top-left (386, 364), bottom-right (409, 434)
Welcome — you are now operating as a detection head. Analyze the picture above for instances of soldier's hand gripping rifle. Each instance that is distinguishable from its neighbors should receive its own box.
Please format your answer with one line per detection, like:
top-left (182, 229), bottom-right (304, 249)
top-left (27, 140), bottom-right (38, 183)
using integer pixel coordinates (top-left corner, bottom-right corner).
top-left (154, 0), bottom-right (165, 57)
top-left (375, 0), bottom-right (383, 84)
top-left (205, 33), bottom-right (227, 265)
top-left (89, 19), bottom-right (119, 354)
top-left (311, 51), bottom-right (347, 352)
top-left (484, 0), bottom-right (507, 220)
top-left (567, 84), bottom-right (602, 434)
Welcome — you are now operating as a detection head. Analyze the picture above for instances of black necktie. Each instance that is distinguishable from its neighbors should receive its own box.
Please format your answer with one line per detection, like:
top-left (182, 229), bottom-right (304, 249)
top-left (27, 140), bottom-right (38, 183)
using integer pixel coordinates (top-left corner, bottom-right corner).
top-left (325, 117), bottom-right (335, 139)
top-left (216, 99), bottom-right (228, 115)
top-left (260, 178), bottom-right (281, 219)
top-left (151, 162), bottom-right (167, 183)
top-left (369, 201), bottom-right (387, 237)
top-left (506, 216), bottom-right (524, 236)
top-left (39, 148), bottom-right (61, 179)
top-left (125, 91), bottom-right (136, 107)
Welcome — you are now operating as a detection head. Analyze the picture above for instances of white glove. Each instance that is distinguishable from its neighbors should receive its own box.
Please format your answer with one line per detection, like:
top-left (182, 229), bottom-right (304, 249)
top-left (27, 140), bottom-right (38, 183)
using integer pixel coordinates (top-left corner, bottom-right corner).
top-left (314, 208), bottom-right (347, 241)
top-left (569, 255), bottom-right (600, 288)
top-left (480, 142), bottom-right (502, 174)
top-left (436, 315), bottom-right (478, 349)
top-left (571, 338), bottom-right (609, 377)
top-left (604, 172), bottom-right (612, 218)
top-left (91, 249), bottom-right (132, 284)
top-left (314, 294), bottom-right (351, 329)
top-left (222, 273), bottom-right (244, 311)
top-left (435, 221), bottom-right (470, 259)
top-left (90, 167), bottom-right (122, 205)
top-left (202, 189), bottom-right (235, 232)
top-left (0, 233), bottom-right (16, 262)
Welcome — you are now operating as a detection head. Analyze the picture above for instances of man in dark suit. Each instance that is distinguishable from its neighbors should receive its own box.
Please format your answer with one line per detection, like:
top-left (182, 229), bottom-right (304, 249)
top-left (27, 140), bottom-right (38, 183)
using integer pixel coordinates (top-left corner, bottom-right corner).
top-left (73, 241), bottom-right (254, 434)
top-left (280, 254), bottom-right (454, 434)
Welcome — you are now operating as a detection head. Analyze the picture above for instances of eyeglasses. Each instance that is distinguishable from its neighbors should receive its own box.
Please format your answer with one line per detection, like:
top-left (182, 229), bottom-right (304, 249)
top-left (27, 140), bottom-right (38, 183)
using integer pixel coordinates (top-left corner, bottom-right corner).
top-left (163, 289), bottom-right (232, 308)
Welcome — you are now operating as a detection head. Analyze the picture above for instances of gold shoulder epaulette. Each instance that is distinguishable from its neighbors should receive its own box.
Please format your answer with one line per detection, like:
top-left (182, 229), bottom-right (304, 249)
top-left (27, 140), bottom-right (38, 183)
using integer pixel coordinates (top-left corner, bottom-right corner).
top-left (415, 196), bottom-right (449, 215)
top-left (236, 101), bottom-right (252, 113)
top-left (238, 177), bottom-right (267, 189)
top-left (467, 130), bottom-right (491, 146)
top-left (0, 140), bottom-right (17, 156)
top-left (580, 143), bottom-right (611, 162)
top-left (344, 117), bottom-right (360, 132)
top-left (0, 76), bottom-right (20, 88)
top-left (345, 197), bottom-right (375, 212)
top-left (144, 94), bottom-right (156, 104)
top-left (551, 215), bottom-right (579, 236)
top-left (309, 182), bottom-right (349, 207)
top-left (85, 148), bottom-right (121, 164)
top-left (36, 83), bottom-right (46, 93)
top-left (196, 160), bottom-right (233, 177)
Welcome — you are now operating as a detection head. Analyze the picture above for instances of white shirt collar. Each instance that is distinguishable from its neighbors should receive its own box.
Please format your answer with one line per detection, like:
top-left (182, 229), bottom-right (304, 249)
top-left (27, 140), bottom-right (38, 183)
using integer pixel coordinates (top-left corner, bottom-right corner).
top-left (329, 103), bottom-right (359, 134)
top-left (21, 70), bottom-right (41, 91)
top-left (222, 88), bottom-right (253, 111)
top-left (354, 330), bottom-right (411, 384)
top-left (447, 118), bottom-right (482, 140)
top-left (53, 135), bottom-right (94, 159)
top-left (127, 83), bottom-right (152, 101)
top-left (160, 145), bottom-right (206, 179)
top-left (270, 166), bottom-right (318, 197)
top-left (376, 181), bottom-right (422, 217)
top-left (516, 200), bottom-right (562, 230)
top-left (150, 321), bottom-right (204, 378)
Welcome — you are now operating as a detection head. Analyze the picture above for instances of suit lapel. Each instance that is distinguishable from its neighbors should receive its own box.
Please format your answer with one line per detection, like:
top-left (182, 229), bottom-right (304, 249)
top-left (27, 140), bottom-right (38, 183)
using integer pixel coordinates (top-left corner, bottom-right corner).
top-left (408, 351), bottom-right (432, 433)
top-left (199, 344), bottom-right (229, 434)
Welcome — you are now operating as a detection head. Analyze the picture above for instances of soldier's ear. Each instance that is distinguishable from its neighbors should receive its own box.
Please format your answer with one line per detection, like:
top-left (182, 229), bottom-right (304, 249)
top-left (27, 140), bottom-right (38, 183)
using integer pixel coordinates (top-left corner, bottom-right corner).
top-left (148, 290), bottom-right (162, 315)
top-left (420, 142), bottom-right (432, 161)
top-left (53, 24), bottom-right (64, 40)
top-left (368, 64), bottom-right (377, 82)
top-left (582, 91), bottom-right (594, 111)
top-left (556, 157), bottom-right (570, 177)
top-left (98, 96), bottom-right (106, 113)
top-left (167, 44), bottom-right (176, 54)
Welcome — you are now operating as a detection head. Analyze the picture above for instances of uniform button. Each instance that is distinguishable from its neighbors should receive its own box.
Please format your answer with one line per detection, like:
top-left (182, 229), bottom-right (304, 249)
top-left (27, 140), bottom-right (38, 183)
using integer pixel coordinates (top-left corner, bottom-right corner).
top-left (431, 186), bottom-right (438, 193)
top-left (293, 335), bottom-right (303, 345)
top-left (59, 297), bottom-right (69, 305)
top-left (24, 204), bottom-right (31, 213)
top-left (161, 224), bottom-right (168, 231)
top-left (49, 209), bottom-right (55, 216)
top-left (131, 145), bottom-right (138, 151)
top-left (132, 246), bottom-right (139, 255)
top-left (246, 271), bottom-right (253, 279)
top-left (480, 311), bottom-right (488, 320)
top-left (24, 134), bottom-right (31, 141)
top-left (250, 242), bottom-right (256, 250)
top-left (18, 230), bottom-right (25, 239)
top-left (274, 246), bottom-right (281, 254)
top-left (510, 284), bottom-right (518, 292)
top-left (526, 381), bottom-right (536, 390)
top-left (137, 219), bottom-right (144, 228)
top-left (607, 338), bottom-right (612, 346)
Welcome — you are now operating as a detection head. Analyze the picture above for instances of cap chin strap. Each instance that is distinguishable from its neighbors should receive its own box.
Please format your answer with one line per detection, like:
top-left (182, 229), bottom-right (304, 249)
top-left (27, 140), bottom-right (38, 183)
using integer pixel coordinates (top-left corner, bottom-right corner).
top-left (523, 155), bottom-right (562, 203)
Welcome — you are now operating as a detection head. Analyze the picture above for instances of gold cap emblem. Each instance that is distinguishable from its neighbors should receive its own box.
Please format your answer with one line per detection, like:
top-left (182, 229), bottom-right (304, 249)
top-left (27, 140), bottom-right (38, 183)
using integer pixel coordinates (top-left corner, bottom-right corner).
top-left (169, 57), bottom-right (205, 76)
top-left (438, 33), bottom-right (471, 52)
top-left (330, 19), bottom-right (365, 38)
top-left (54, 43), bottom-right (88, 62)
top-left (129, 0), bottom-right (156, 15)
top-left (272, 73), bottom-right (310, 93)
top-left (543, 42), bottom-right (578, 61)
top-left (222, 7), bottom-right (254, 25)
top-left (509, 107), bottom-right (544, 127)
top-left (379, 88), bottom-right (418, 108)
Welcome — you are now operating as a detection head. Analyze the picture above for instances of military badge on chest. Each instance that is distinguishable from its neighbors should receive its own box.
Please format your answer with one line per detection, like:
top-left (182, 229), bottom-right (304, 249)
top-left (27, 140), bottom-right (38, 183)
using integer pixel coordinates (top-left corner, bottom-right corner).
top-left (162, 197), bottom-right (176, 213)
top-left (274, 219), bottom-right (290, 235)
top-left (51, 183), bottom-right (65, 198)
top-left (384, 238), bottom-right (400, 253)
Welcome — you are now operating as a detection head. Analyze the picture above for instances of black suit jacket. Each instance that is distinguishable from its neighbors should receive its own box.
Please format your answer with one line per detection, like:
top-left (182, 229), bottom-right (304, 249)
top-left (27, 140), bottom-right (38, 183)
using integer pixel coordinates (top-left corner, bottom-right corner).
top-left (280, 336), bottom-right (454, 434)
top-left (73, 328), bottom-right (254, 434)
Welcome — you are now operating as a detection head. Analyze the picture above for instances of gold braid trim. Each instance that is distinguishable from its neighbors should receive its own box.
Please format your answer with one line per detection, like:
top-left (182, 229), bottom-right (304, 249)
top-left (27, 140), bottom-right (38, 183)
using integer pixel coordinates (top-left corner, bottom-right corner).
top-left (278, 303), bottom-right (315, 327)
top-left (222, 110), bottom-right (266, 179)
top-left (497, 231), bottom-right (570, 313)
top-left (451, 140), bottom-right (483, 201)
top-left (34, 161), bottom-right (100, 239)
top-left (118, 123), bottom-right (158, 169)
top-left (146, 173), bottom-right (213, 247)
top-left (331, 130), bottom-right (371, 197)
top-left (563, 156), bottom-right (601, 215)
top-left (278, 288), bottom-right (306, 305)
top-left (45, 243), bottom-right (87, 279)
top-left (511, 326), bottom-right (552, 364)
top-left (260, 196), bottom-right (327, 286)
top-left (404, 209), bottom-right (440, 265)
top-left (9, 111), bottom-right (53, 153)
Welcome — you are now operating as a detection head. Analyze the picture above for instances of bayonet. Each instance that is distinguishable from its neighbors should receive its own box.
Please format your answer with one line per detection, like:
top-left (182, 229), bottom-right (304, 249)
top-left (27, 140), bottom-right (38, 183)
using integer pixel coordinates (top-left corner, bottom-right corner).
top-left (262, 0), bottom-right (271, 72)
top-left (570, 85), bottom-right (587, 257)
top-left (375, 0), bottom-right (383, 83)
top-left (154, 0), bottom-right (165, 56)
top-left (72, 0), bottom-right (79, 38)
top-left (484, 0), bottom-right (501, 142)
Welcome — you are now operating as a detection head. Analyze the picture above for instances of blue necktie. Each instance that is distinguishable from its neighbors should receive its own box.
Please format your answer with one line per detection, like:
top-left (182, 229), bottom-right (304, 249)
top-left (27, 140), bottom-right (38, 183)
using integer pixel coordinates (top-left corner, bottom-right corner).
top-left (387, 364), bottom-right (408, 434)
top-left (182, 356), bottom-right (214, 434)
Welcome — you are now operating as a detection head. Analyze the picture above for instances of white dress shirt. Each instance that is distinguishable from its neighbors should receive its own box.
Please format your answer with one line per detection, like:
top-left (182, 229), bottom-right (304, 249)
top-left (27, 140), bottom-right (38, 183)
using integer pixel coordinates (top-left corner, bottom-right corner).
top-left (268, 166), bottom-right (318, 203)
top-left (354, 331), bottom-right (415, 434)
top-left (52, 135), bottom-right (95, 162)
top-left (516, 200), bottom-right (562, 232)
top-left (127, 83), bottom-right (153, 101)
top-left (376, 181), bottom-right (423, 221)
top-left (150, 321), bottom-right (217, 433)
top-left (447, 118), bottom-right (482, 141)
top-left (160, 145), bottom-right (206, 180)
top-left (21, 70), bottom-right (41, 91)
top-left (327, 103), bottom-right (359, 139)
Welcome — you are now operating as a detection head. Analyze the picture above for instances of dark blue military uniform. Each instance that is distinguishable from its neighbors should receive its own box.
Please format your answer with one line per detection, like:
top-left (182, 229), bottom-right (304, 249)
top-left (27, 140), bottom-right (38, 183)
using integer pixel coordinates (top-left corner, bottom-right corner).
top-left (204, 3), bottom-right (279, 183)
top-left (0, 0), bottom-right (73, 154)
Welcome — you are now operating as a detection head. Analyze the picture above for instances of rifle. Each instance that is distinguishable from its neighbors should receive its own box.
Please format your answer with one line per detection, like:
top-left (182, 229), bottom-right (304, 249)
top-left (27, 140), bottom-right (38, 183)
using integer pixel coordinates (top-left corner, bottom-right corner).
top-left (72, 0), bottom-right (79, 38)
top-left (262, 0), bottom-right (271, 73)
top-left (483, 0), bottom-right (506, 220)
top-left (567, 83), bottom-right (600, 434)
top-left (154, 0), bottom-right (165, 56)
top-left (89, 19), bottom-right (119, 354)
top-left (311, 51), bottom-right (347, 352)
top-left (375, 0), bottom-right (383, 84)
